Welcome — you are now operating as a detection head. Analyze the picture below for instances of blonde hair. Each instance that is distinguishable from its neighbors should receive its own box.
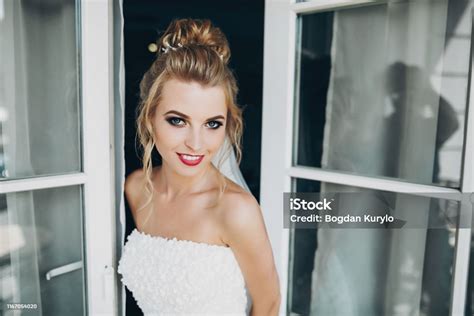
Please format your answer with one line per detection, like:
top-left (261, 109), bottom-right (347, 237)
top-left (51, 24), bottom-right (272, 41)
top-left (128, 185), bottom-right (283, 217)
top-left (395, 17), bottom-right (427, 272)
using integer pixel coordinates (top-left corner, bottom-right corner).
top-left (135, 19), bottom-right (243, 220)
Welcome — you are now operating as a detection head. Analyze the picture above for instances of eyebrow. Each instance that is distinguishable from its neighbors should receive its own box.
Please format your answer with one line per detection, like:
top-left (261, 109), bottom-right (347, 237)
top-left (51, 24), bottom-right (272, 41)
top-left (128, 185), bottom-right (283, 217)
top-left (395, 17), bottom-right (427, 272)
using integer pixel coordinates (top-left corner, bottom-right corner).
top-left (163, 110), bottom-right (226, 121)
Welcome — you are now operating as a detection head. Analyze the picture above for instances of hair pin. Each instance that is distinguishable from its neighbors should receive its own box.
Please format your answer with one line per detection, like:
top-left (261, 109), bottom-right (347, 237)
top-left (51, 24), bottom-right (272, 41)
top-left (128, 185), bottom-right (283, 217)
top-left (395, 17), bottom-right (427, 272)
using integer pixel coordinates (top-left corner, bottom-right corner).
top-left (161, 42), bottom-right (224, 61)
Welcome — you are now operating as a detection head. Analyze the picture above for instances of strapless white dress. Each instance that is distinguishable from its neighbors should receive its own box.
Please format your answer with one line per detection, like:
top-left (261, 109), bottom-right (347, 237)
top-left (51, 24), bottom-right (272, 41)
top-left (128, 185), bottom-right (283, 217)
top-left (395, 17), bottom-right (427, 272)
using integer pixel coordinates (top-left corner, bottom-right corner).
top-left (117, 228), bottom-right (249, 315)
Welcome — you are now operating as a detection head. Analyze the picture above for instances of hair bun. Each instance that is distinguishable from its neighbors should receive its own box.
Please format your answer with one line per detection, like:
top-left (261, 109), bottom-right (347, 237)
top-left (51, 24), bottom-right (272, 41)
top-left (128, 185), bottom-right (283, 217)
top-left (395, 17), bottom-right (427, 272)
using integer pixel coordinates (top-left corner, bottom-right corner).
top-left (158, 19), bottom-right (231, 64)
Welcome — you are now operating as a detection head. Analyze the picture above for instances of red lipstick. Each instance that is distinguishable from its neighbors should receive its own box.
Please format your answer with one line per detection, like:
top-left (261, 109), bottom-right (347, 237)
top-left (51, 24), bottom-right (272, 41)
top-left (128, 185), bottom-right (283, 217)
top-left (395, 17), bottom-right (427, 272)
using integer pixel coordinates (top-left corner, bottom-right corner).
top-left (177, 153), bottom-right (204, 166)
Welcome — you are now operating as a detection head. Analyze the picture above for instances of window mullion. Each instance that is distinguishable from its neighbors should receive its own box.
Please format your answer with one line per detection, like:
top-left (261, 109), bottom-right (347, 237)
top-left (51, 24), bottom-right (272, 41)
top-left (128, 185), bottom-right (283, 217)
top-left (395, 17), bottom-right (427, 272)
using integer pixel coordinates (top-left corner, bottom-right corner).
top-left (0, 173), bottom-right (87, 194)
top-left (288, 166), bottom-right (462, 198)
top-left (291, 0), bottom-right (387, 15)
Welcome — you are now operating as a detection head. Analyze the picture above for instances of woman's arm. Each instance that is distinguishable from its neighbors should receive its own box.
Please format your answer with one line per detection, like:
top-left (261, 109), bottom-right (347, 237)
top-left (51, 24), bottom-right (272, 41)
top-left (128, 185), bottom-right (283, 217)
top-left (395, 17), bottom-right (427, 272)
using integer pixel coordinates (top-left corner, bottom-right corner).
top-left (221, 192), bottom-right (281, 316)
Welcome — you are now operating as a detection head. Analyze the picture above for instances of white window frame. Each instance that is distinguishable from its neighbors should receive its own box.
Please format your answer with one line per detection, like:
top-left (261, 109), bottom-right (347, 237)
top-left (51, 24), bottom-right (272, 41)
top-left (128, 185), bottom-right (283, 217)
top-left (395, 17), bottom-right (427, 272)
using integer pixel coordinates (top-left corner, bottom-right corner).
top-left (0, 0), bottom-right (117, 314)
top-left (260, 1), bottom-right (474, 315)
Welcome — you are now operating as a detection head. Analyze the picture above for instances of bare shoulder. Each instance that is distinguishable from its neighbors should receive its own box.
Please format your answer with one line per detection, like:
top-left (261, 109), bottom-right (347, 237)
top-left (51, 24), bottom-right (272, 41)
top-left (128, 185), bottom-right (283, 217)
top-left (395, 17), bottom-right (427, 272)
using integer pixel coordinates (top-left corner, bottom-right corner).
top-left (125, 169), bottom-right (145, 194)
top-left (124, 168), bottom-right (149, 214)
top-left (221, 187), bottom-right (260, 221)
top-left (219, 178), bottom-right (266, 244)
top-left (221, 178), bottom-right (260, 216)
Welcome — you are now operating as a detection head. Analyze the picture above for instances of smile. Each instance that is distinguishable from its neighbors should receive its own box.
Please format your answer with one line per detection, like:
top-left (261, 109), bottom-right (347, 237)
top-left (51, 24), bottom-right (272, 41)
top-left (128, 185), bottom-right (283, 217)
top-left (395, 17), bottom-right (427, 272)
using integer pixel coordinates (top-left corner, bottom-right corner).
top-left (176, 153), bottom-right (205, 166)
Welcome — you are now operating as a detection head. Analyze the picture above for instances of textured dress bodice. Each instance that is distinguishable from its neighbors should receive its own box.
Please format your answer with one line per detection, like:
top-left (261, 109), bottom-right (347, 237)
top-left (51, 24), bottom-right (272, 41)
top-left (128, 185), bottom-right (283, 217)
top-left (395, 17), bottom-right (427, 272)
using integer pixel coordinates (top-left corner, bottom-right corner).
top-left (118, 228), bottom-right (249, 315)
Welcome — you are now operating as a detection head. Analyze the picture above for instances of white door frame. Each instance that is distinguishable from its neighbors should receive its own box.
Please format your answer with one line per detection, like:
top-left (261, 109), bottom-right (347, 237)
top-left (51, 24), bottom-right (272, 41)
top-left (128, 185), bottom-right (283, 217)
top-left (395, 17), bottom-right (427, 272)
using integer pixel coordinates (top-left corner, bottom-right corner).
top-left (81, 0), bottom-right (117, 314)
top-left (260, 1), bottom-right (474, 315)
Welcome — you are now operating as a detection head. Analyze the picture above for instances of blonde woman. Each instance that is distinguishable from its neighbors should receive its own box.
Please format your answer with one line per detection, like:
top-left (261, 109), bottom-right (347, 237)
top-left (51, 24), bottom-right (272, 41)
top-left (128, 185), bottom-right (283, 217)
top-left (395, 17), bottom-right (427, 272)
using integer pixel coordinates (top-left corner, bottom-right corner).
top-left (118, 19), bottom-right (280, 315)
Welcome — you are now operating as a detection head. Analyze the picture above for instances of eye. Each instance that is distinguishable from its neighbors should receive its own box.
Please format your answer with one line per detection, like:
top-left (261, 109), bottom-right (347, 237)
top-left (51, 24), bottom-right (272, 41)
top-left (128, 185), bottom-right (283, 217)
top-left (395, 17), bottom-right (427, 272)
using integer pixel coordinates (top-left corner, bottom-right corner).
top-left (166, 117), bottom-right (186, 127)
top-left (205, 121), bottom-right (223, 129)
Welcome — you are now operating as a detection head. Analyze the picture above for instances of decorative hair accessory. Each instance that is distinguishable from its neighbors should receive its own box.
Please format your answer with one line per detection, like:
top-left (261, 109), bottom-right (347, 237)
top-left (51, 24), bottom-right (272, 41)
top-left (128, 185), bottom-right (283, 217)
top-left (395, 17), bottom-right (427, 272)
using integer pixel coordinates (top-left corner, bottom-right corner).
top-left (161, 42), bottom-right (183, 53)
top-left (160, 42), bottom-right (224, 61)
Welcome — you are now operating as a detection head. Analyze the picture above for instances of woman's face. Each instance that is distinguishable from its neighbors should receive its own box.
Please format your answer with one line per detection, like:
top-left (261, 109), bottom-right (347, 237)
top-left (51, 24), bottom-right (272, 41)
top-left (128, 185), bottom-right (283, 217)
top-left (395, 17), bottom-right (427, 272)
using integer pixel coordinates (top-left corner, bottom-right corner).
top-left (153, 78), bottom-right (227, 177)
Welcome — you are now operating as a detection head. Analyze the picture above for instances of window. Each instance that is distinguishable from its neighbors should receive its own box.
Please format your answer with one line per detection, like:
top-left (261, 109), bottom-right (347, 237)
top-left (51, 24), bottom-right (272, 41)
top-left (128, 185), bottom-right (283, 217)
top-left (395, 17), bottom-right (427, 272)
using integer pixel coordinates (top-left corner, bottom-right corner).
top-left (0, 1), bottom-right (116, 314)
top-left (261, 0), bottom-right (474, 314)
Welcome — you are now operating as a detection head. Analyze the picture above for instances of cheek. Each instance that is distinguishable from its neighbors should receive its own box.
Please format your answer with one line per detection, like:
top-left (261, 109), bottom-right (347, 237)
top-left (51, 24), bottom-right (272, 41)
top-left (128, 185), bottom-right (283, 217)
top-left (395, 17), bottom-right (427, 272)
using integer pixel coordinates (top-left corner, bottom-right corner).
top-left (154, 123), bottom-right (184, 152)
top-left (206, 129), bottom-right (227, 152)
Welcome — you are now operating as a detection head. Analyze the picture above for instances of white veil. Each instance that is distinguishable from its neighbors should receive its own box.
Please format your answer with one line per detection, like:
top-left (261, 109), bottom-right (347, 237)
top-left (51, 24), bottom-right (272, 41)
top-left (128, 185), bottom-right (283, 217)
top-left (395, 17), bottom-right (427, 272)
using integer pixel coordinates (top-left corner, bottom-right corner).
top-left (212, 137), bottom-right (251, 193)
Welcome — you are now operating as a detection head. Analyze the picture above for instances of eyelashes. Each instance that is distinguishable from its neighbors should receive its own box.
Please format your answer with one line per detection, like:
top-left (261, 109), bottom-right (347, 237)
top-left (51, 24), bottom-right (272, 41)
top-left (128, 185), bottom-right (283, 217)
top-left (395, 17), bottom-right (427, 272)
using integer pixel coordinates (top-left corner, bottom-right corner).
top-left (167, 117), bottom-right (185, 127)
top-left (165, 116), bottom-right (223, 130)
top-left (205, 121), bottom-right (223, 129)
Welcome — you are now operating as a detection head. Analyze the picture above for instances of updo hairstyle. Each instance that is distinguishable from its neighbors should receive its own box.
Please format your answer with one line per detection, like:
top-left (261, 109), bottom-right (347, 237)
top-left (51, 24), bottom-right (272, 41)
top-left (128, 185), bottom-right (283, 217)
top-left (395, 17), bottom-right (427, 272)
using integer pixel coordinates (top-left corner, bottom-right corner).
top-left (135, 19), bottom-right (243, 214)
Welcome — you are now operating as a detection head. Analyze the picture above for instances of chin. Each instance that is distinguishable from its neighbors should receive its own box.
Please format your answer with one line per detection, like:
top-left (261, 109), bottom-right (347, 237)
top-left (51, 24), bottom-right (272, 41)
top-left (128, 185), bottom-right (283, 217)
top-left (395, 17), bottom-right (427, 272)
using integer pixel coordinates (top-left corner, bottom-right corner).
top-left (176, 166), bottom-right (206, 177)
top-left (170, 159), bottom-right (211, 177)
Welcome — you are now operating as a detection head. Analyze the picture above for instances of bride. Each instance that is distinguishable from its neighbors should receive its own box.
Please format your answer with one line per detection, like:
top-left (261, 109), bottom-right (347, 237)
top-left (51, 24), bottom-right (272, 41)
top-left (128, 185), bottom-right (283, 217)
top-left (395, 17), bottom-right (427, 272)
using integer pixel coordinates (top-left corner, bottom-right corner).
top-left (118, 19), bottom-right (280, 315)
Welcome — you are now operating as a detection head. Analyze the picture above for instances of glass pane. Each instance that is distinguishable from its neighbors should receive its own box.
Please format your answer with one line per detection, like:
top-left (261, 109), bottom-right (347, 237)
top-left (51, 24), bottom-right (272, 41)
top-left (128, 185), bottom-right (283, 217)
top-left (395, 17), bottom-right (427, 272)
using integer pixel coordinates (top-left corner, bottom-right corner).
top-left (0, 186), bottom-right (85, 315)
top-left (288, 178), bottom-right (459, 316)
top-left (295, 1), bottom-right (471, 188)
top-left (0, 0), bottom-right (81, 180)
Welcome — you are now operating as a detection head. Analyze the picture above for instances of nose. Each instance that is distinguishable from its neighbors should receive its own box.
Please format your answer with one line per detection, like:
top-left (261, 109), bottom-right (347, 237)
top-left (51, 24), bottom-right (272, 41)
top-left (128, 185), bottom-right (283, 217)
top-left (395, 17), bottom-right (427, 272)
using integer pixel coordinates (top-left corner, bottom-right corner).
top-left (184, 127), bottom-right (203, 153)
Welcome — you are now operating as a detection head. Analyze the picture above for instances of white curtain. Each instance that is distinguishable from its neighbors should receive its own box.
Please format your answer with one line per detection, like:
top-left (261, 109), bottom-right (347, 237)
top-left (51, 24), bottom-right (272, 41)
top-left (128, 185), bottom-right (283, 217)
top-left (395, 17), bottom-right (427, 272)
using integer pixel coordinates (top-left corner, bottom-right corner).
top-left (1, 1), bottom-right (41, 311)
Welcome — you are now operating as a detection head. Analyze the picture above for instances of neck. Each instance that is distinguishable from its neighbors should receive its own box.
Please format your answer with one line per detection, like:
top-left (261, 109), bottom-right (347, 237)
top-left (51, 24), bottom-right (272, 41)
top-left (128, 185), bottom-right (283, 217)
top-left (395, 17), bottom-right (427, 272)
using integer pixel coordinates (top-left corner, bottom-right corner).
top-left (156, 162), bottom-right (217, 200)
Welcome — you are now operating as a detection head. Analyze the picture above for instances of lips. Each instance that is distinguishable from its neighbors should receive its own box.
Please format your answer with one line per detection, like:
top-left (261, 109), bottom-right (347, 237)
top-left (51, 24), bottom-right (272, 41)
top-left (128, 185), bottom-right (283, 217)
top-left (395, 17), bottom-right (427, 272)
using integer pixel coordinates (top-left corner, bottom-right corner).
top-left (176, 153), bottom-right (205, 166)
